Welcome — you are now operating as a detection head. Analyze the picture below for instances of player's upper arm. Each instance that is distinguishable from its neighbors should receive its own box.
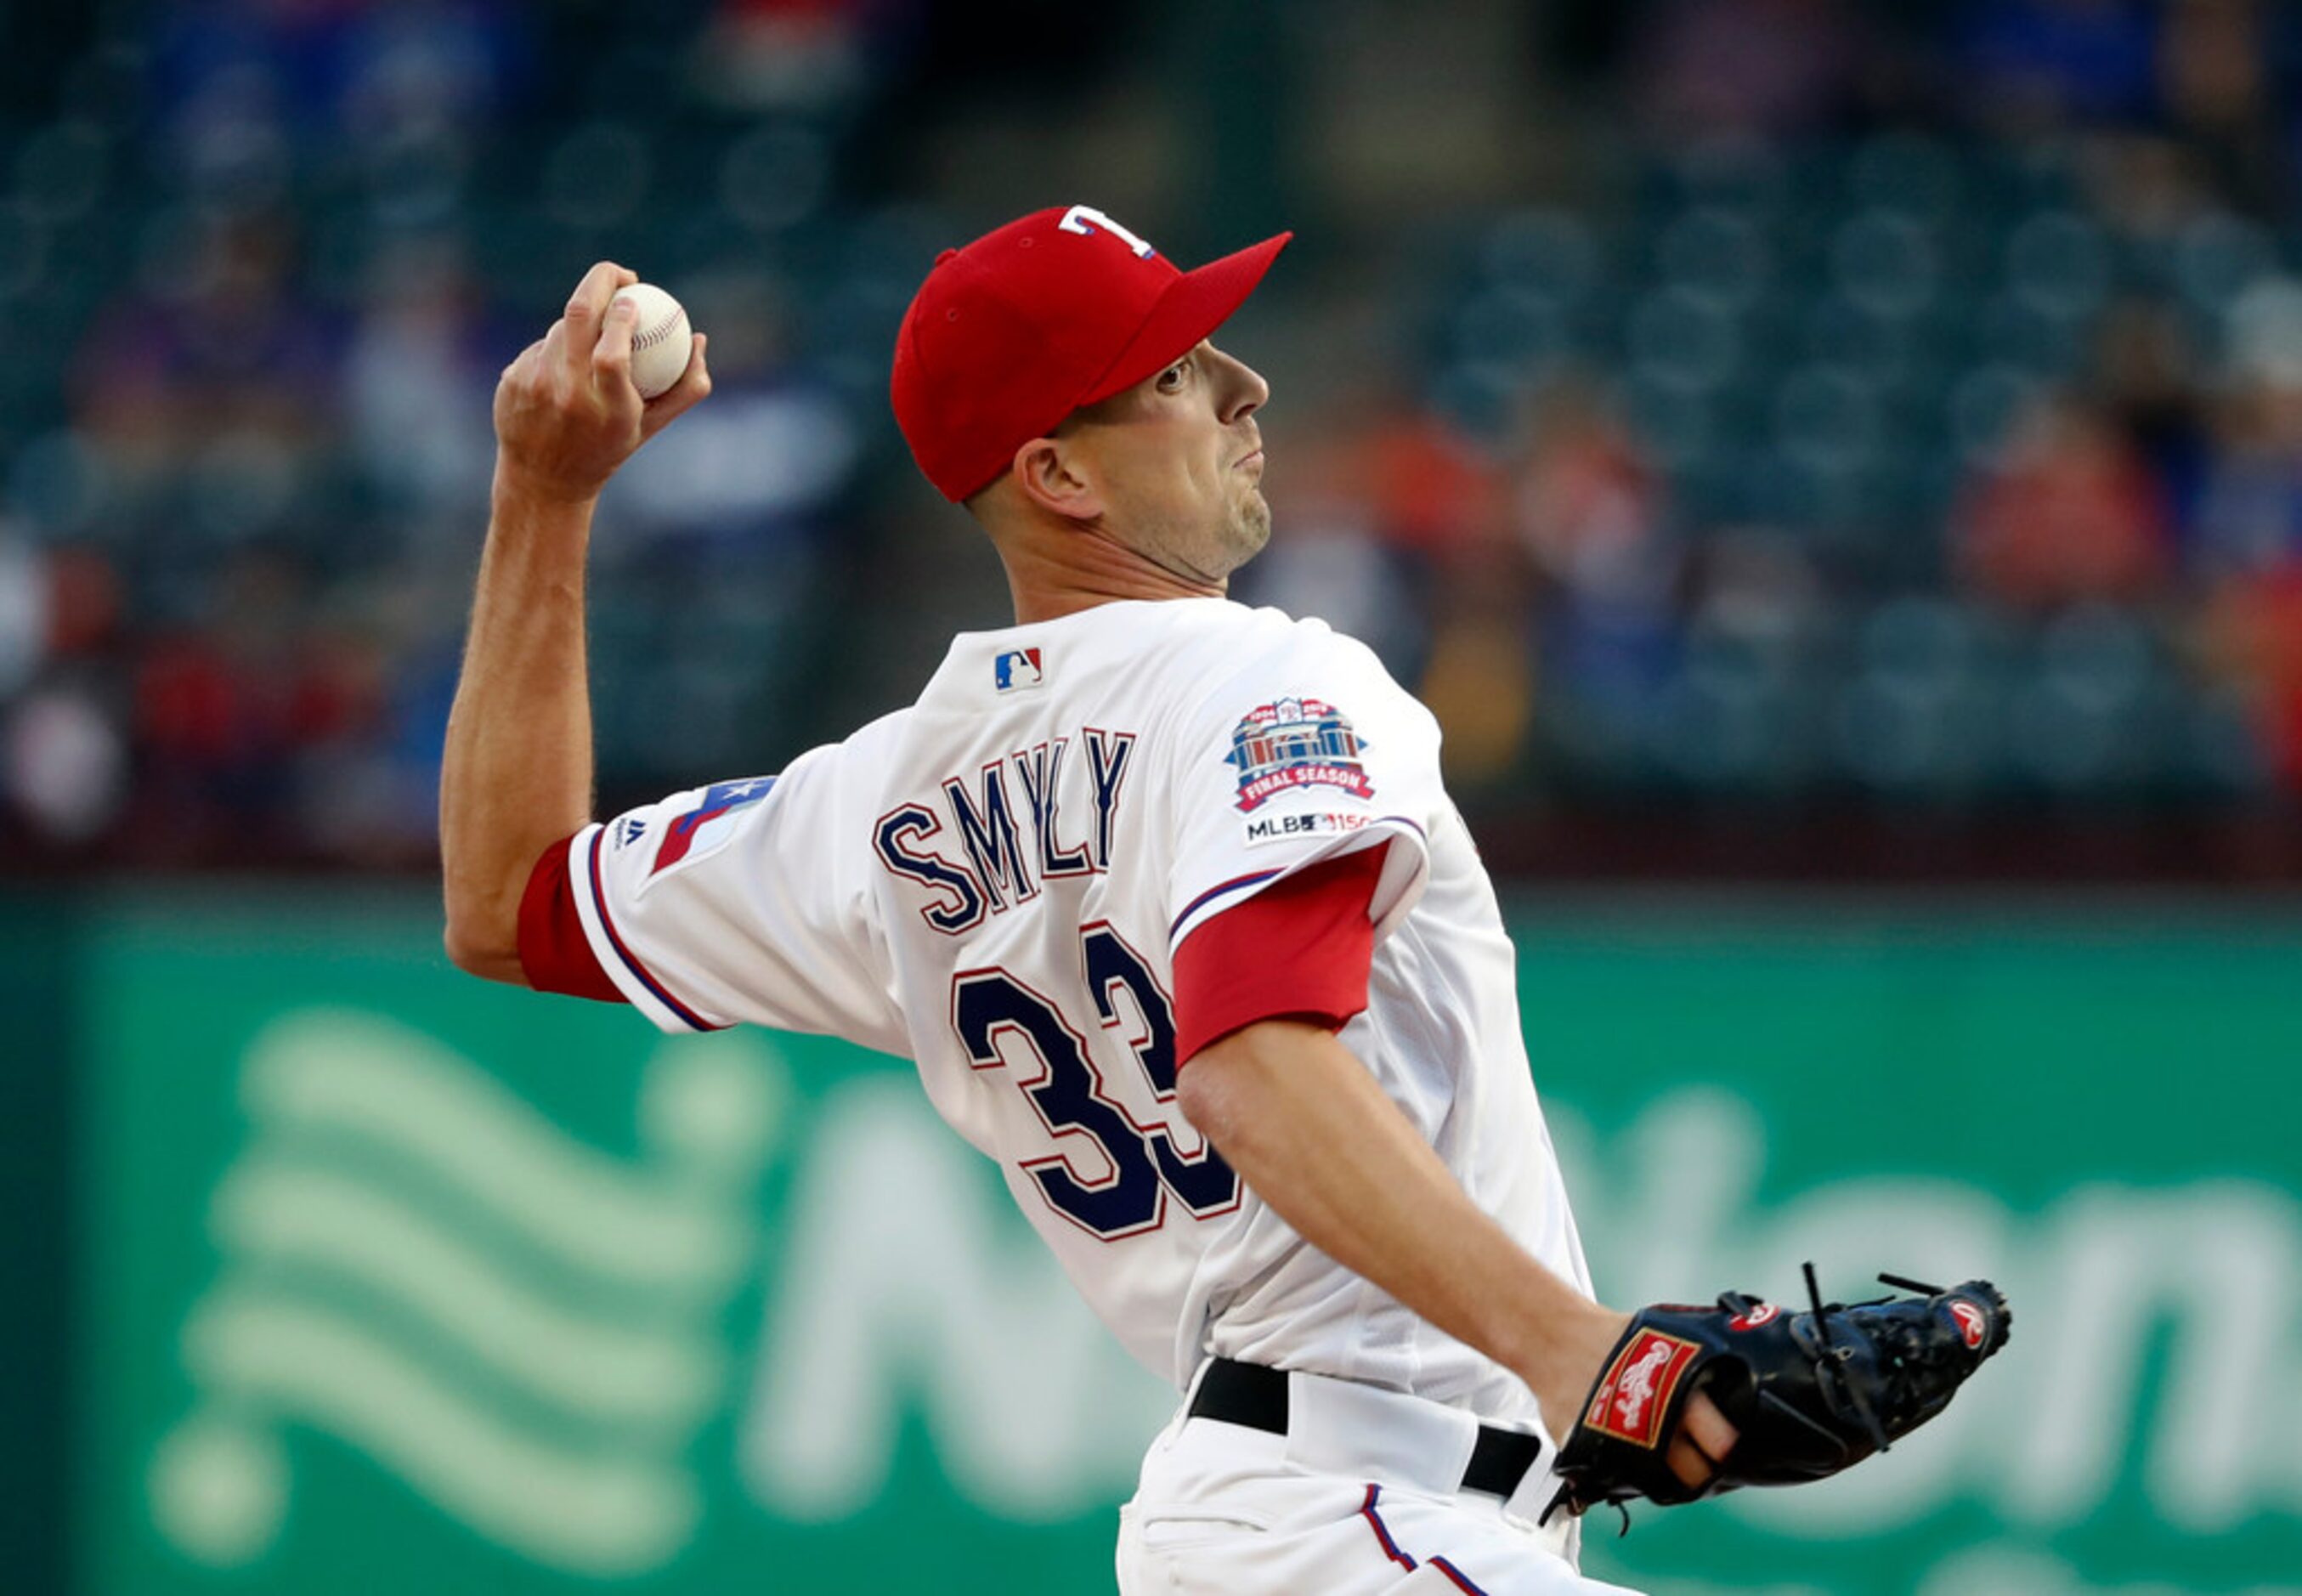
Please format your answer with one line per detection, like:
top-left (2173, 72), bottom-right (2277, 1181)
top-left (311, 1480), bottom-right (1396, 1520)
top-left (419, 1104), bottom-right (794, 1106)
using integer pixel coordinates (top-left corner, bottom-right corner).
top-left (517, 741), bottom-right (907, 1051)
top-left (1163, 625), bottom-right (1443, 954)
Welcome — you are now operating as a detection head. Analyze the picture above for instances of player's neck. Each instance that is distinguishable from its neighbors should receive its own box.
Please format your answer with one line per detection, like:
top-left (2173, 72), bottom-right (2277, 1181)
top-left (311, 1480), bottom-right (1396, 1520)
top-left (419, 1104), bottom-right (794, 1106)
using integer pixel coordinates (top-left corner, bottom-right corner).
top-left (998, 524), bottom-right (1226, 625)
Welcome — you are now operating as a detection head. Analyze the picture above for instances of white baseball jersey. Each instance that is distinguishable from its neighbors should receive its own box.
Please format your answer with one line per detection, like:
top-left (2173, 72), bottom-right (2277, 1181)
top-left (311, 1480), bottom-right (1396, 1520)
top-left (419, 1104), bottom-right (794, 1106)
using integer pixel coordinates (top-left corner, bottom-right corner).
top-left (557, 596), bottom-right (1592, 1427)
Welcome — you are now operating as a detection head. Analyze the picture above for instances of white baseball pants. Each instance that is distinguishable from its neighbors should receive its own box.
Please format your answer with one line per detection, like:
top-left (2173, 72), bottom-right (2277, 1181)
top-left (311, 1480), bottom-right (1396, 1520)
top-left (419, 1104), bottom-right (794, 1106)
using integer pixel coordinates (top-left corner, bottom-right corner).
top-left (1116, 1367), bottom-right (1646, 1595)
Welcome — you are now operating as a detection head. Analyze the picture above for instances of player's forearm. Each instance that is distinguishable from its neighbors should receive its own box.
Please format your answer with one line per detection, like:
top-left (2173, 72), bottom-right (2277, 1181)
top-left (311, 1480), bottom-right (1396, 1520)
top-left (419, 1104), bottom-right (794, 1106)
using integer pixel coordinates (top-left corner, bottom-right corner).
top-left (439, 468), bottom-right (600, 979)
top-left (1179, 1020), bottom-right (1626, 1435)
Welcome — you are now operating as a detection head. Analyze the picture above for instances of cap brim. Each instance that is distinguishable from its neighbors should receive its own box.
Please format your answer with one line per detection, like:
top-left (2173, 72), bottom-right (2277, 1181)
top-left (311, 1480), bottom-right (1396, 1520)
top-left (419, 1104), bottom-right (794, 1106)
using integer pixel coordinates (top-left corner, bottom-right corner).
top-left (1076, 231), bottom-right (1292, 408)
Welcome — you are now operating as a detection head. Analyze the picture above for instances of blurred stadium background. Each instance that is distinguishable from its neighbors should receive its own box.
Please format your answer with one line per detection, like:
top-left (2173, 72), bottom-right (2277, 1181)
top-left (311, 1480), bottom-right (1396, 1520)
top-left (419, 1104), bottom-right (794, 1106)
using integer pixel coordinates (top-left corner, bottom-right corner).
top-left (2, 1), bottom-right (2298, 1593)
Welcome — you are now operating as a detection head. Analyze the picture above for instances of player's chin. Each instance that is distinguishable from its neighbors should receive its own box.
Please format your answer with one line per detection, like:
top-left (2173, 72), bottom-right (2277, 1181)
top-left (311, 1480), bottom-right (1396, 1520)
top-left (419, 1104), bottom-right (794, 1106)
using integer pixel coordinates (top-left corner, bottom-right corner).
top-left (1236, 495), bottom-right (1272, 555)
top-left (1230, 478), bottom-right (1269, 529)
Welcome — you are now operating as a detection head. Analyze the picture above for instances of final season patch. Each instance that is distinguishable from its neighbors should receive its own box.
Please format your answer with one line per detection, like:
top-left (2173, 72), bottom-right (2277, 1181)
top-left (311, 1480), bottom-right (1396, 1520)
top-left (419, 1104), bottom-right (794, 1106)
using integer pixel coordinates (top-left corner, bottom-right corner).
top-left (648, 775), bottom-right (778, 880)
top-left (1227, 697), bottom-right (1373, 812)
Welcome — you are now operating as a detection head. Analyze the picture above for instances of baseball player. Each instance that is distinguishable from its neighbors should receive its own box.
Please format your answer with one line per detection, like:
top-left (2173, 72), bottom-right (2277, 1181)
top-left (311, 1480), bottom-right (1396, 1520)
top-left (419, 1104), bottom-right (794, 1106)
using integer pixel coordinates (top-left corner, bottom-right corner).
top-left (442, 206), bottom-right (2004, 1593)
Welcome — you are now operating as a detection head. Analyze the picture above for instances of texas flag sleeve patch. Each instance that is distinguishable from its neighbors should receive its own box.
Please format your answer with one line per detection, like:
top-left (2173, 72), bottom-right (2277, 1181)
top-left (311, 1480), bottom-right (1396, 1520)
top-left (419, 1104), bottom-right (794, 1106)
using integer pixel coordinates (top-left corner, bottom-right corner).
top-left (647, 775), bottom-right (778, 881)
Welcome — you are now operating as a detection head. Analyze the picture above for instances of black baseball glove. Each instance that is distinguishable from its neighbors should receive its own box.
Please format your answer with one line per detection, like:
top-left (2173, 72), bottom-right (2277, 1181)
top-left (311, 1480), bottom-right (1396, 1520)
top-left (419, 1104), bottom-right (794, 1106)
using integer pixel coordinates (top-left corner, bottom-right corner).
top-left (1543, 1266), bottom-right (2011, 1529)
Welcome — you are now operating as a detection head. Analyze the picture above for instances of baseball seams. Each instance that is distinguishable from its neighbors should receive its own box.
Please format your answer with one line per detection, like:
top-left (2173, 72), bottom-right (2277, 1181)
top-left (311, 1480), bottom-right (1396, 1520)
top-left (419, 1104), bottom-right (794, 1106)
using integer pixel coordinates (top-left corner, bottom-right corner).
top-left (613, 283), bottom-right (693, 398)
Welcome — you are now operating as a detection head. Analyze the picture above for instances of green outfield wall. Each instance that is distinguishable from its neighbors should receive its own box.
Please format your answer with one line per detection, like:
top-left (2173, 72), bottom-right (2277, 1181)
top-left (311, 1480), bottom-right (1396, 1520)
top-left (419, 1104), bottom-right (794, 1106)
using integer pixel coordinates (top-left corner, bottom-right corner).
top-left (59, 890), bottom-right (2302, 1595)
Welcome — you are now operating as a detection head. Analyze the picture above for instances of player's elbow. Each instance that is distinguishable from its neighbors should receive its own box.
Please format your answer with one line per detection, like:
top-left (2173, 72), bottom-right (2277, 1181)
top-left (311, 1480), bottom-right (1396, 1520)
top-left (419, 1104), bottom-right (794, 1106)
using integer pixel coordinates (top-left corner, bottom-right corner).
top-left (443, 908), bottom-right (527, 985)
top-left (1175, 1049), bottom-right (1237, 1148)
top-left (1177, 1019), bottom-right (1309, 1151)
top-left (1187, 1022), bottom-right (1335, 1156)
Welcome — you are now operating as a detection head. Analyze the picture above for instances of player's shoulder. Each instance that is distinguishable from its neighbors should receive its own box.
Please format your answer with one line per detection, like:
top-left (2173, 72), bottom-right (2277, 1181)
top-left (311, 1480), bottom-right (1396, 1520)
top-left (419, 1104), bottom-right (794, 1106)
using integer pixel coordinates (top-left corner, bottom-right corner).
top-left (1169, 601), bottom-right (1424, 725)
top-left (1128, 597), bottom-right (1384, 683)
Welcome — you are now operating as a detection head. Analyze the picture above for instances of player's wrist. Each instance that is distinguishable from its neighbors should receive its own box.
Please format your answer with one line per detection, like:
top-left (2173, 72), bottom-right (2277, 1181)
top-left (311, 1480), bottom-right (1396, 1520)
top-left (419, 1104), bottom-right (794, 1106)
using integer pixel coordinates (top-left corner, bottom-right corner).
top-left (491, 456), bottom-right (606, 513)
top-left (1513, 1302), bottom-right (1628, 1439)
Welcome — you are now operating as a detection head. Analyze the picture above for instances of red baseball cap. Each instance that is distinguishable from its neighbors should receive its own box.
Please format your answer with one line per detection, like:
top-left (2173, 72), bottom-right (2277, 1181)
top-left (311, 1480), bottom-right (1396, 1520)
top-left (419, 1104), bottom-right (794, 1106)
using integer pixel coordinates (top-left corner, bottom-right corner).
top-left (891, 204), bottom-right (1291, 502)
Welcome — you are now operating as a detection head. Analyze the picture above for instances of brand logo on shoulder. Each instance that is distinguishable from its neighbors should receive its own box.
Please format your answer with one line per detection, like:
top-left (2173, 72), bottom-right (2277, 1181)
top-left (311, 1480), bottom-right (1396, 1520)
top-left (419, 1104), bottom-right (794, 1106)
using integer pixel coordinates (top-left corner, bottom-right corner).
top-left (993, 648), bottom-right (1044, 693)
top-left (1227, 697), bottom-right (1374, 812)
top-left (1587, 1329), bottom-right (1702, 1449)
top-left (1728, 1303), bottom-right (1780, 1332)
top-left (1949, 1299), bottom-right (1988, 1351)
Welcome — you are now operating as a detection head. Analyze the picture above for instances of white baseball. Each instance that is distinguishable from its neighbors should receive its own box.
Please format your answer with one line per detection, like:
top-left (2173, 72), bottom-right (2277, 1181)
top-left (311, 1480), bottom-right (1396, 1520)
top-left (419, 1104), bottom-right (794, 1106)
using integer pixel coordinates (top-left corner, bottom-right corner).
top-left (612, 282), bottom-right (694, 399)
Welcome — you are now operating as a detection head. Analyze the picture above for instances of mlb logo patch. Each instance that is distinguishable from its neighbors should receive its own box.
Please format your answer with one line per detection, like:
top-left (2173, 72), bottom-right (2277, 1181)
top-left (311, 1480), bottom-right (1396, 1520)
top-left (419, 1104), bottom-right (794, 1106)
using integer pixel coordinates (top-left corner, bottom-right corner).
top-left (994, 648), bottom-right (1044, 692)
top-left (1227, 697), bottom-right (1374, 812)
top-left (650, 775), bottom-right (778, 878)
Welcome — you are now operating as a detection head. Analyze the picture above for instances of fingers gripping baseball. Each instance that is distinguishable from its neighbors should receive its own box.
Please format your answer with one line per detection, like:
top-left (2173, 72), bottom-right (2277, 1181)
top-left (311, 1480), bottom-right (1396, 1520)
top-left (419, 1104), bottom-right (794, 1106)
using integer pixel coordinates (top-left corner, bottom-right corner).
top-left (640, 332), bottom-right (711, 442)
top-left (493, 263), bottom-right (711, 501)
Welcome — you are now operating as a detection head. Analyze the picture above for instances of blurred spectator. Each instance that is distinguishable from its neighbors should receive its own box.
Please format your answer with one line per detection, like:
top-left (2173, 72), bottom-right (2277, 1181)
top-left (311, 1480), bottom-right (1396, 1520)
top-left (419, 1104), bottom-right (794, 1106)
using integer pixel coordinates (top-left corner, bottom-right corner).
top-left (40, 547), bottom-right (122, 664)
top-left (1364, 407), bottom-right (1503, 568)
top-left (1512, 381), bottom-right (1682, 775)
top-left (2191, 362), bottom-right (2302, 789)
top-left (5, 679), bottom-right (127, 846)
top-left (0, 526), bottom-right (47, 700)
top-left (1954, 0), bottom-right (2161, 131)
top-left (150, 0), bottom-right (525, 180)
top-left (129, 548), bottom-right (308, 852)
top-left (606, 273), bottom-right (857, 557)
top-left (2197, 566), bottom-right (2302, 792)
top-left (2158, 0), bottom-right (2288, 212)
top-left (2093, 297), bottom-right (2209, 533)
top-left (1234, 412), bottom-right (1428, 679)
top-left (345, 238), bottom-right (493, 527)
top-left (693, 0), bottom-right (919, 115)
top-left (1630, 0), bottom-right (1862, 140)
top-left (74, 212), bottom-right (339, 473)
top-left (1955, 392), bottom-right (2173, 608)
top-left (1514, 381), bottom-right (1671, 604)
top-left (2191, 380), bottom-right (2302, 576)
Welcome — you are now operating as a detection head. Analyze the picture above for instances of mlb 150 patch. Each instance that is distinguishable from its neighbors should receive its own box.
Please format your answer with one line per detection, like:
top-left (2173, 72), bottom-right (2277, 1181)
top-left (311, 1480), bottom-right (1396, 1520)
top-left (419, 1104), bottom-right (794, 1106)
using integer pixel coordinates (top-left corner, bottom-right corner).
top-left (1242, 811), bottom-right (1379, 847)
top-left (1227, 697), bottom-right (1374, 812)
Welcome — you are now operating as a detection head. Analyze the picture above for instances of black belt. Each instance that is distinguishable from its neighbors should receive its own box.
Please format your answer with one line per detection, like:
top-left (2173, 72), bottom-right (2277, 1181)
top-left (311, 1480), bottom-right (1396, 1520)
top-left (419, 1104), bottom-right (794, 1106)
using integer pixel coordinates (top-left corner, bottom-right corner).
top-left (1186, 1357), bottom-right (1545, 1498)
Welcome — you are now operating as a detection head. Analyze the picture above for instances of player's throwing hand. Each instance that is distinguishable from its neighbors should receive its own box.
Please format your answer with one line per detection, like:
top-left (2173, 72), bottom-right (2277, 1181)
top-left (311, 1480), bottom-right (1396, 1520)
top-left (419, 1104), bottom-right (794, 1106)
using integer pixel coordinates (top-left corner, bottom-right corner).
top-left (493, 260), bottom-right (712, 503)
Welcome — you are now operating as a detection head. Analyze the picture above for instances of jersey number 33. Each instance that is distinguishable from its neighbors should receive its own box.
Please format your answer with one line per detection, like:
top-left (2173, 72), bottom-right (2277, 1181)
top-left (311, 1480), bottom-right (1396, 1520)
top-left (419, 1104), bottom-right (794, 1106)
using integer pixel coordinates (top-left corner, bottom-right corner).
top-left (953, 921), bottom-right (1240, 1240)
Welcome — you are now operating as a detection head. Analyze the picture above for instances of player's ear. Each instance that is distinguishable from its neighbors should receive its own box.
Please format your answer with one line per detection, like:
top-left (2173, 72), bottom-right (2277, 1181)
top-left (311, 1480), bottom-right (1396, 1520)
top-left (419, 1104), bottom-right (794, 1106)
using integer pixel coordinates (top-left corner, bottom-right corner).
top-left (1013, 435), bottom-right (1105, 522)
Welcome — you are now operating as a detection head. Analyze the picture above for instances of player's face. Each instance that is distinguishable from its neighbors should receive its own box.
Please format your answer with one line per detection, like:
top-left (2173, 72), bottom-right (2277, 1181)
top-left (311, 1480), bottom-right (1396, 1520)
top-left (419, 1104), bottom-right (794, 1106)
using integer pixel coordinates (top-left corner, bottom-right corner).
top-left (1065, 340), bottom-right (1272, 584)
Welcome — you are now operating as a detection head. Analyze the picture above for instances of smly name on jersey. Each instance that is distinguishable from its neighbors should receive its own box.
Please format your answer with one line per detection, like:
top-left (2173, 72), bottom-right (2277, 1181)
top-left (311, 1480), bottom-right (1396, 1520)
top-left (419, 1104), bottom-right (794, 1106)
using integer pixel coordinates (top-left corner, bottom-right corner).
top-left (873, 728), bottom-right (1135, 937)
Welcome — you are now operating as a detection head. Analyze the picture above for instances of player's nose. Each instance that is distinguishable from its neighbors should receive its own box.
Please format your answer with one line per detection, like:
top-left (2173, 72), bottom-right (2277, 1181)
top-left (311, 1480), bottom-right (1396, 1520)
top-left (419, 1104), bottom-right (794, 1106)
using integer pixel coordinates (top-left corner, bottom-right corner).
top-left (1208, 342), bottom-right (1270, 423)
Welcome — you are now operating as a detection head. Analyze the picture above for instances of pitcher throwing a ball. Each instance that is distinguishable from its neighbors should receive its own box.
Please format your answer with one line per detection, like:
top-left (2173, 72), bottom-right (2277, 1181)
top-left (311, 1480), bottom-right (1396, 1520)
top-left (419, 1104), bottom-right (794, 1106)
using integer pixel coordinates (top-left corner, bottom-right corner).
top-left (440, 207), bottom-right (2007, 1593)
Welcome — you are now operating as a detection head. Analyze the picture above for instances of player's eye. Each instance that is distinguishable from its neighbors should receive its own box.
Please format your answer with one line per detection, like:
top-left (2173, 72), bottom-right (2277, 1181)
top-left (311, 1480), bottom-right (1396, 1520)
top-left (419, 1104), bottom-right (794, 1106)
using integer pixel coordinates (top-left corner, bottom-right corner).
top-left (1157, 358), bottom-right (1190, 393)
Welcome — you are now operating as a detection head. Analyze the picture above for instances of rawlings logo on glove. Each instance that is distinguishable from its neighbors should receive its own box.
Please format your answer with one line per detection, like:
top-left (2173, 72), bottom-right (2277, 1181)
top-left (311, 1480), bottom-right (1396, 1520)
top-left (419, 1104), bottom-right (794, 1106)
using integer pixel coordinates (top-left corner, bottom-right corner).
top-left (1545, 1266), bottom-right (2011, 1531)
top-left (1587, 1331), bottom-right (1700, 1447)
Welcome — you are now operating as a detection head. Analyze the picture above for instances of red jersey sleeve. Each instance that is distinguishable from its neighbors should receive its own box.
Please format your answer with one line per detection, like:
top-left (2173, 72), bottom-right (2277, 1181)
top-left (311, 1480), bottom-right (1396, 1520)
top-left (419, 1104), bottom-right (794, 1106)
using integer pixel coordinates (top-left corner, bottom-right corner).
top-left (1170, 844), bottom-right (1386, 1066)
top-left (517, 834), bottom-right (627, 1004)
